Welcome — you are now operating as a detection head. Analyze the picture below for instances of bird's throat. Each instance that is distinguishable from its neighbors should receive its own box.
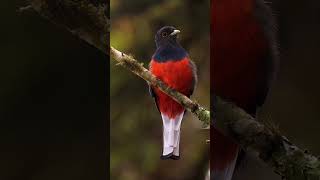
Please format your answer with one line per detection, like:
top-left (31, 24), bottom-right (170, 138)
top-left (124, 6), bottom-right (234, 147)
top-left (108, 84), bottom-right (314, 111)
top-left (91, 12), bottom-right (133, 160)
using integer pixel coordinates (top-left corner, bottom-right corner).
top-left (153, 45), bottom-right (187, 62)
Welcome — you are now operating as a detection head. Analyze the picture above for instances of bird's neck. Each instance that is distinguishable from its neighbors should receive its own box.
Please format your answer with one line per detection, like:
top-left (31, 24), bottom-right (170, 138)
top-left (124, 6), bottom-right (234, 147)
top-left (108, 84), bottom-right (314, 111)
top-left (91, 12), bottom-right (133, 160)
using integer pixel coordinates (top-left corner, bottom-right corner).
top-left (153, 43), bottom-right (187, 62)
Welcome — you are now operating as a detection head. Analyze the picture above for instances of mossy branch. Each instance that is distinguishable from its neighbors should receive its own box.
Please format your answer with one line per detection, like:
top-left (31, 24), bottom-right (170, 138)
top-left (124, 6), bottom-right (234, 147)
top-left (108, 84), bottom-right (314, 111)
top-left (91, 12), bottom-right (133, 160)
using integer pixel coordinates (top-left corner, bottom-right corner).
top-left (214, 96), bottom-right (320, 179)
top-left (24, 0), bottom-right (320, 179)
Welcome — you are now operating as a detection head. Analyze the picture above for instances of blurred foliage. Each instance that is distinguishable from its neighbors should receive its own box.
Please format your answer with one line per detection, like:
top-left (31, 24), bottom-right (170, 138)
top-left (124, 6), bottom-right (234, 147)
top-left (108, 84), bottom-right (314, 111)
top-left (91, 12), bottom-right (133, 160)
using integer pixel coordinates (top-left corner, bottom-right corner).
top-left (110, 0), bottom-right (210, 179)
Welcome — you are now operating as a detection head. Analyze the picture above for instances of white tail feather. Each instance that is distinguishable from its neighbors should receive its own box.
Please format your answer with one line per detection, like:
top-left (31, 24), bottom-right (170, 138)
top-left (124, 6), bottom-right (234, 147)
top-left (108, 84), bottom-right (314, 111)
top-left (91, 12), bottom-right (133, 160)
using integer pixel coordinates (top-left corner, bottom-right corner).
top-left (172, 130), bottom-right (180, 156)
top-left (161, 112), bottom-right (184, 156)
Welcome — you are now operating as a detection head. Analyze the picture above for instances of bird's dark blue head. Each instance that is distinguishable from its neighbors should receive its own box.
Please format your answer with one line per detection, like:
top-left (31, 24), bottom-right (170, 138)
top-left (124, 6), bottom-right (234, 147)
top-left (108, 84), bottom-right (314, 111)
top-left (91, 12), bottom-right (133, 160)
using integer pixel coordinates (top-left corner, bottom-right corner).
top-left (155, 26), bottom-right (180, 47)
top-left (153, 26), bottom-right (187, 62)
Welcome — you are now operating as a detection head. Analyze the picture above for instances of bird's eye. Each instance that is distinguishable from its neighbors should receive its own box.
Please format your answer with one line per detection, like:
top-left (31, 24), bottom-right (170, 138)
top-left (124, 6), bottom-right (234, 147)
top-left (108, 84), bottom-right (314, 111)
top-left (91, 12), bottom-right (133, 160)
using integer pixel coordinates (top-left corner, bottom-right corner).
top-left (161, 32), bottom-right (168, 37)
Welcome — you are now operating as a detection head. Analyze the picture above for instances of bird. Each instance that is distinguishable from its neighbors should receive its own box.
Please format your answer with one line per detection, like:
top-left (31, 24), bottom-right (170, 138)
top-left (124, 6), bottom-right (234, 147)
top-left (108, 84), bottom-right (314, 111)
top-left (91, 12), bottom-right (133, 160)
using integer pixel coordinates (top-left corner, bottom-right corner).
top-left (149, 26), bottom-right (197, 160)
top-left (211, 0), bottom-right (278, 179)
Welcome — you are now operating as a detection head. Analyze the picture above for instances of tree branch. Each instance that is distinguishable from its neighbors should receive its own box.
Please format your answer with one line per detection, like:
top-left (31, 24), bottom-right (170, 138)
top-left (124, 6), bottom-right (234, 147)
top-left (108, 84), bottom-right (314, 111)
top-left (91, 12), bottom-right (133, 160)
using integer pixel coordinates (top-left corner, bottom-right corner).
top-left (25, 1), bottom-right (320, 179)
top-left (214, 97), bottom-right (320, 179)
top-left (27, 0), bottom-right (109, 54)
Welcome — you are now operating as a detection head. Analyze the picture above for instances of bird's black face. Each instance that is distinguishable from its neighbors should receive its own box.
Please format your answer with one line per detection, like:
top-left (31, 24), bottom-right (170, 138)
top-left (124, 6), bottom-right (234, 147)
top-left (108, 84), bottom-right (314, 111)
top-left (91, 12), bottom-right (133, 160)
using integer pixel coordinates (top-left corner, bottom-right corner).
top-left (155, 26), bottom-right (180, 47)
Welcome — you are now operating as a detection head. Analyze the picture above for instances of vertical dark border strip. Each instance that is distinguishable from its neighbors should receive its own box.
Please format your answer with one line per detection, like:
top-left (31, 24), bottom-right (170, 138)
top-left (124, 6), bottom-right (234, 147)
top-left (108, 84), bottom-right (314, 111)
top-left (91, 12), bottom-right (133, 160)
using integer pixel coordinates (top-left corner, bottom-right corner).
top-left (106, 1), bottom-right (111, 179)
top-left (210, 0), bottom-right (214, 178)
top-left (0, 0), bottom-right (110, 179)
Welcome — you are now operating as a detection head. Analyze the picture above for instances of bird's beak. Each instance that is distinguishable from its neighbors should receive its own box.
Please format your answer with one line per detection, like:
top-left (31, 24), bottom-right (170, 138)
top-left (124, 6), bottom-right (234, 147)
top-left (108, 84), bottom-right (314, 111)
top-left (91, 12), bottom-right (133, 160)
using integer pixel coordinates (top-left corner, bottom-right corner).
top-left (170, 29), bottom-right (181, 36)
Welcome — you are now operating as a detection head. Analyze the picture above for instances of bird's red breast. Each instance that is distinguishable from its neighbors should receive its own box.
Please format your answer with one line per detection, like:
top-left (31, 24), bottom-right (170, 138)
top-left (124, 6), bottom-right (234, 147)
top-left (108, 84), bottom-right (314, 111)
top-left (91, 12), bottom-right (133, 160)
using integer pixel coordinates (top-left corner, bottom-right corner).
top-left (150, 57), bottom-right (194, 118)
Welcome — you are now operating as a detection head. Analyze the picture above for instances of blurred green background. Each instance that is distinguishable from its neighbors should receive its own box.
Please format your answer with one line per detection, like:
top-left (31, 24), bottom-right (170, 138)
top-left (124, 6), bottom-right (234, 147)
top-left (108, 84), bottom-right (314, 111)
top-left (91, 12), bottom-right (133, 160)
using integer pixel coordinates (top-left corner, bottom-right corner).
top-left (110, 0), bottom-right (210, 179)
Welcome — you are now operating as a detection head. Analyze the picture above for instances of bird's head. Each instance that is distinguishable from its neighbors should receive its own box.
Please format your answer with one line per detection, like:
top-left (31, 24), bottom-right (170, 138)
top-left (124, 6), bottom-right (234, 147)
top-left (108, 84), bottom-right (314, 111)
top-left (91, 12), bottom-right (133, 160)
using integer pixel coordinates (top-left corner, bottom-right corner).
top-left (155, 26), bottom-right (181, 48)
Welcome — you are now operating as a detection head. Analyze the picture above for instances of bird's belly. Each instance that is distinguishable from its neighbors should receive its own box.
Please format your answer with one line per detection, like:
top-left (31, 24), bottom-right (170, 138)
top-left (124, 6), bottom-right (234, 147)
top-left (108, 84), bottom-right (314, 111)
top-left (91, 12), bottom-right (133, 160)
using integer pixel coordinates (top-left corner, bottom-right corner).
top-left (150, 58), bottom-right (194, 118)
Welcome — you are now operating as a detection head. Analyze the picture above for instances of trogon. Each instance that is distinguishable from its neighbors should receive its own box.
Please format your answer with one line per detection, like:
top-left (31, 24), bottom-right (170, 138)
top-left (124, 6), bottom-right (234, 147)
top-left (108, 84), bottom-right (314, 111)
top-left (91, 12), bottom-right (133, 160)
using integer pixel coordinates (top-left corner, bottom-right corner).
top-left (212, 0), bottom-right (278, 179)
top-left (149, 26), bottom-right (197, 160)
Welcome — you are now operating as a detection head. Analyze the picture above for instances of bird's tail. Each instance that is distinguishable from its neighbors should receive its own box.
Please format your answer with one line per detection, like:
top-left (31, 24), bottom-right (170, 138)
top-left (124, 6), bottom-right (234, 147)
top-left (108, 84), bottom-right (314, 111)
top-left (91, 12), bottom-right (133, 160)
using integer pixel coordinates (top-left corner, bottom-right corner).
top-left (211, 128), bottom-right (239, 180)
top-left (160, 112), bottom-right (184, 160)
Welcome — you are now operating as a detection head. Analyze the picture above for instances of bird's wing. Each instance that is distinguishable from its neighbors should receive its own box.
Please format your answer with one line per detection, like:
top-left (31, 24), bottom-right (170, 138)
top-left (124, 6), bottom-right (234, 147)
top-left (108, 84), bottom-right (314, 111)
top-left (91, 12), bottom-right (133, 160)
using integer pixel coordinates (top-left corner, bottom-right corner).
top-left (256, 52), bottom-right (275, 107)
top-left (149, 85), bottom-right (161, 113)
top-left (254, 0), bottom-right (278, 107)
top-left (188, 59), bottom-right (198, 96)
top-left (149, 60), bottom-right (161, 113)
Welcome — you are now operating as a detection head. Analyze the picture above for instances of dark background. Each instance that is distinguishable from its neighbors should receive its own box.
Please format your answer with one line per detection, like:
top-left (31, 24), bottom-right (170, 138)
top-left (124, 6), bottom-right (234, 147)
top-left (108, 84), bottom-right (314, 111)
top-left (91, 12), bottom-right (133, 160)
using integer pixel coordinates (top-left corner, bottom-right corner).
top-left (0, 1), bottom-right (108, 180)
top-left (268, 0), bottom-right (320, 154)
